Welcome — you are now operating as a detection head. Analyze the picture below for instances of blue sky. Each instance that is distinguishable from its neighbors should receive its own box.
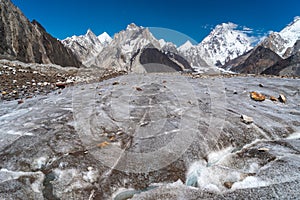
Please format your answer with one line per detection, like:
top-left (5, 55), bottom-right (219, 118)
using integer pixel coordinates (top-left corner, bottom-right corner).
top-left (12, 0), bottom-right (300, 46)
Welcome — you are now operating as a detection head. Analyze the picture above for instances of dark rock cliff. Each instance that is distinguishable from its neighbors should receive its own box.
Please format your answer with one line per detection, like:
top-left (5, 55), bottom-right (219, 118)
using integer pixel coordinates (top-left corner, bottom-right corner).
top-left (0, 0), bottom-right (81, 67)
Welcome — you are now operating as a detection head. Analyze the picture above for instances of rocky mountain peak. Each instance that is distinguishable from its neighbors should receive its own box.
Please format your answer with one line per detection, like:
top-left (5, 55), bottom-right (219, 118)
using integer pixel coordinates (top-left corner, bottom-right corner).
top-left (260, 16), bottom-right (300, 58)
top-left (62, 29), bottom-right (106, 64)
top-left (0, 0), bottom-right (81, 67)
top-left (126, 23), bottom-right (140, 30)
top-left (178, 22), bottom-right (254, 68)
top-left (178, 40), bottom-right (194, 52)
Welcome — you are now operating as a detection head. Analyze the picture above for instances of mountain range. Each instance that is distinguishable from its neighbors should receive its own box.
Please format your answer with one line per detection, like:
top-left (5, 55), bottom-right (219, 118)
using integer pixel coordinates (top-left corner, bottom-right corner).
top-left (0, 0), bottom-right (299, 76)
top-left (60, 17), bottom-right (300, 76)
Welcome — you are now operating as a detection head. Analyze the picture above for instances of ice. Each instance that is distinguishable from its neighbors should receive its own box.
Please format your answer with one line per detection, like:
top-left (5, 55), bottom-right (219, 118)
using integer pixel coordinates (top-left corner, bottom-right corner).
top-left (6, 130), bottom-right (33, 136)
top-left (207, 146), bottom-right (233, 166)
top-left (186, 161), bottom-right (206, 187)
top-left (0, 168), bottom-right (44, 193)
top-left (287, 132), bottom-right (300, 139)
top-left (83, 167), bottom-right (99, 183)
top-left (231, 176), bottom-right (269, 190)
top-left (31, 156), bottom-right (48, 170)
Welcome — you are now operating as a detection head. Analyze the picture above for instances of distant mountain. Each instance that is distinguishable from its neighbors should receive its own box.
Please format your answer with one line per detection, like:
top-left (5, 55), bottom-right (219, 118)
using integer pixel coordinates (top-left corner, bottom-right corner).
top-left (84, 23), bottom-right (192, 72)
top-left (223, 46), bottom-right (282, 74)
top-left (221, 17), bottom-right (300, 76)
top-left (260, 17), bottom-right (300, 58)
top-left (178, 23), bottom-right (255, 67)
top-left (62, 30), bottom-right (112, 64)
top-left (84, 23), bottom-right (160, 70)
top-left (98, 32), bottom-right (112, 45)
top-left (262, 51), bottom-right (300, 76)
top-left (0, 0), bottom-right (81, 67)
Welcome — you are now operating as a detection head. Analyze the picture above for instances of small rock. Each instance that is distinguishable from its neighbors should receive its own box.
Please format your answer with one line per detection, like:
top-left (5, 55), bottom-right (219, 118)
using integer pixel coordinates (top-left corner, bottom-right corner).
top-left (258, 147), bottom-right (269, 152)
top-left (139, 121), bottom-right (149, 126)
top-left (233, 90), bottom-right (238, 94)
top-left (224, 181), bottom-right (234, 189)
top-left (250, 91), bottom-right (265, 101)
top-left (97, 141), bottom-right (110, 148)
top-left (1, 91), bottom-right (7, 95)
top-left (269, 96), bottom-right (278, 101)
top-left (17, 99), bottom-right (24, 104)
top-left (259, 83), bottom-right (264, 87)
top-left (241, 115), bottom-right (253, 124)
top-left (112, 81), bottom-right (119, 85)
top-left (56, 82), bottom-right (66, 89)
top-left (109, 136), bottom-right (116, 142)
top-left (135, 87), bottom-right (143, 91)
top-left (278, 94), bottom-right (286, 103)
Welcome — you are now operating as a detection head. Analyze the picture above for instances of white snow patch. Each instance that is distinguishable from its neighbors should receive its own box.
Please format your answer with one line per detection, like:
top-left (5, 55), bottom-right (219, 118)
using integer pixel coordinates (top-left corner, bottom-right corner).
top-left (98, 32), bottom-right (112, 45)
top-left (83, 166), bottom-right (99, 183)
top-left (178, 40), bottom-right (194, 52)
top-left (6, 130), bottom-right (33, 136)
top-left (287, 132), bottom-right (300, 139)
top-left (207, 146), bottom-right (234, 166)
top-left (231, 176), bottom-right (269, 190)
top-left (32, 156), bottom-right (48, 170)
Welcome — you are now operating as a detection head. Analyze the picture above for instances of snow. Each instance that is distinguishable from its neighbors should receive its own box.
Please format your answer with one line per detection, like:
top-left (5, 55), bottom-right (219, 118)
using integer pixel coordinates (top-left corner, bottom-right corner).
top-left (178, 22), bottom-right (256, 67)
top-left (178, 40), bottom-right (194, 52)
top-left (287, 132), bottom-right (300, 139)
top-left (260, 16), bottom-right (300, 57)
top-left (277, 16), bottom-right (300, 56)
top-left (98, 32), bottom-right (112, 45)
top-left (207, 146), bottom-right (233, 166)
top-left (31, 156), bottom-right (48, 170)
top-left (231, 176), bottom-right (269, 190)
top-left (158, 39), bottom-right (167, 48)
top-left (61, 29), bottom-right (109, 63)
top-left (83, 166), bottom-right (99, 183)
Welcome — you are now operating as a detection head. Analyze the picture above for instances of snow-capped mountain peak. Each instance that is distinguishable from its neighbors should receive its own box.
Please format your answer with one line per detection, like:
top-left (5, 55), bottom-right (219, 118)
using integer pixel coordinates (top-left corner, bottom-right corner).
top-left (62, 29), bottom-right (108, 64)
top-left (126, 23), bottom-right (141, 31)
top-left (178, 40), bottom-right (194, 52)
top-left (178, 22), bottom-right (254, 67)
top-left (281, 16), bottom-right (300, 36)
top-left (260, 16), bottom-right (300, 58)
top-left (85, 23), bottom-right (162, 70)
top-left (86, 28), bottom-right (95, 36)
top-left (98, 32), bottom-right (112, 45)
top-left (199, 22), bottom-right (254, 65)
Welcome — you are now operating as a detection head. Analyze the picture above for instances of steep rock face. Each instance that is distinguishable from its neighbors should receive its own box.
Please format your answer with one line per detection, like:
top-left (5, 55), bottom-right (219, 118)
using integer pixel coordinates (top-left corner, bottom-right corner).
top-left (0, 0), bottom-right (81, 67)
top-left (85, 23), bottom-right (161, 70)
top-left (260, 17), bottom-right (300, 58)
top-left (262, 51), bottom-right (300, 76)
top-left (62, 30), bottom-right (112, 64)
top-left (84, 23), bottom-right (191, 73)
top-left (224, 46), bottom-right (282, 74)
top-left (291, 40), bottom-right (300, 55)
top-left (138, 48), bottom-right (192, 72)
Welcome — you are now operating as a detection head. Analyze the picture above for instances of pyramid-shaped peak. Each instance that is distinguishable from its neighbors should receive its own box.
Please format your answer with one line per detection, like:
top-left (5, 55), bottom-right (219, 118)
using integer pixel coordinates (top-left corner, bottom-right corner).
top-left (178, 40), bottom-right (194, 52)
top-left (126, 23), bottom-right (143, 30)
top-left (86, 29), bottom-right (97, 37)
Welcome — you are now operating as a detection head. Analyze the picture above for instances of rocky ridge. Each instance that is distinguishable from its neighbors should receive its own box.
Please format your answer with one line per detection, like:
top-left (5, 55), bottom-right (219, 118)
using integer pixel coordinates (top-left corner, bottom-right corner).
top-left (0, 0), bottom-right (81, 67)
